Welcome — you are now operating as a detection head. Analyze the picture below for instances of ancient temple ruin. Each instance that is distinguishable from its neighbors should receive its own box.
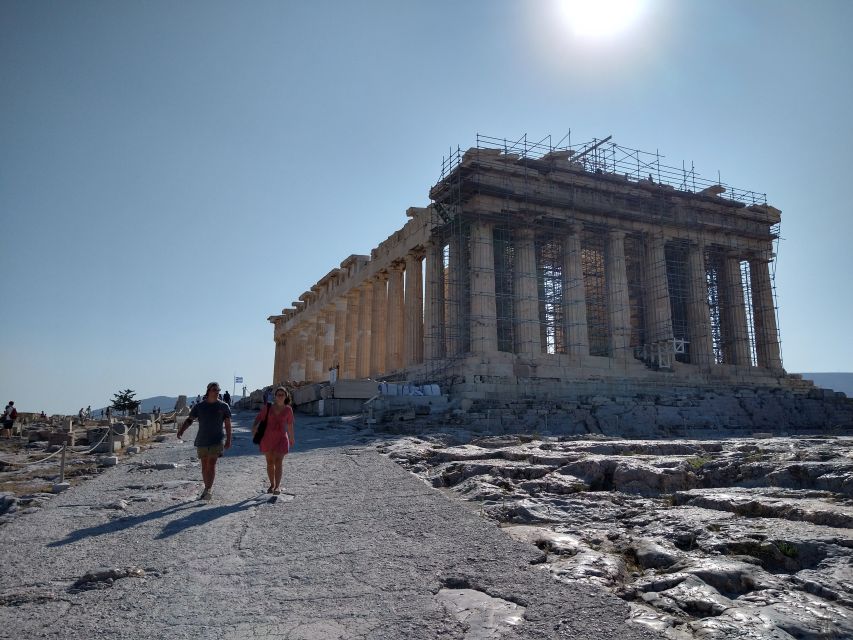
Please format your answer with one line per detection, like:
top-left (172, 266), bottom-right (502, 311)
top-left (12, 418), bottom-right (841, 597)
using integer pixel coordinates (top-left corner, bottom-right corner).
top-left (269, 134), bottom-right (792, 402)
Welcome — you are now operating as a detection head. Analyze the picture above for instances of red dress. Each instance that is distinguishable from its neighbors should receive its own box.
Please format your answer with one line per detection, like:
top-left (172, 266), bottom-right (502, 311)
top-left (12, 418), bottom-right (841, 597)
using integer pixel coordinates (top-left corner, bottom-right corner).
top-left (258, 404), bottom-right (292, 455)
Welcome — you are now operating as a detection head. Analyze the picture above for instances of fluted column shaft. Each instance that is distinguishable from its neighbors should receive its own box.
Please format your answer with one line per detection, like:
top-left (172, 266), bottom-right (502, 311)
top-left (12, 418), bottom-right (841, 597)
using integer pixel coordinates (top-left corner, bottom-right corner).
top-left (386, 263), bottom-right (405, 372)
top-left (562, 224), bottom-right (589, 357)
top-left (356, 283), bottom-right (373, 378)
top-left (333, 298), bottom-right (347, 373)
top-left (404, 252), bottom-right (424, 366)
top-left (446, 231), bottom-right (464, 356)
top-left (513, 228), bottom-right (541, 355)
top-left (643, 234), bottom-right (674, 345)
top-left (291, 327), bottom-right (307, 382)
top-left (342, 290), bottom-right (359, 378)
top-left (722, 254), bottom-right (751, 365)
top-left (469, 220), bottom-right (498, 353)
top-left (749, 257), bottom-right (782, 370)
top-left (424, 240), bottom-right (445, 360)
top-left (281, 332), bottom-right (293, 382)
top-left (310, 315), bottom-right (325, 381)
top-left (370, 274), bottom-right (387, 376)
top-left (686, 242), bottom-right (713, 367)
top-left (321, 307), bottom-right (335, 376)
top-left (273, 337), bottom-right (286, 385)
top-left (304, 319), bottom-right (318, 382)
top-left (606, 230), bottom-right (632, 361)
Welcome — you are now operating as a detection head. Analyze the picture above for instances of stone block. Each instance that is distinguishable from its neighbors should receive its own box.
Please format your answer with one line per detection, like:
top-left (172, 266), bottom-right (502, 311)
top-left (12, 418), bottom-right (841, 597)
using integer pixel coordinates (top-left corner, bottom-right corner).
top-left (48, 432), bottom-right (74, 446)
top-left (332, 380), bottom-right (379, 399)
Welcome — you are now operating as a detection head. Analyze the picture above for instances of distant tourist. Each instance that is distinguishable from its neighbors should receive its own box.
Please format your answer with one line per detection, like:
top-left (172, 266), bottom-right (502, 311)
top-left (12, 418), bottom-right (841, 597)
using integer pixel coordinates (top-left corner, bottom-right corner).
top-left (85, 405), bottom-right (91, 418)
top-left (252, 386), bottom-right (295, 495)
top-left (39, 411), bottom-right (46, 420)
top-left (78, 408), bottom-right (85, 421)
top-left (263, 387), bottom-right (273, 404)
top-left (223, 390), bottom-right (231, 406)
top-left (2, 401), bottom-right (17, 438)
top-left (177, 381), bottom-right (232, 502)
top-left (196, 394), bottom-right (201, 405)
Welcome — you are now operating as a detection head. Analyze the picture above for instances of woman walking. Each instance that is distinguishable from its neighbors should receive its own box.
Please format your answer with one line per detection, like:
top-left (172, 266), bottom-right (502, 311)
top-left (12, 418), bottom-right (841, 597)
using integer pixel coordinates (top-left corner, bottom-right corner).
top-left (252, 386), bottom-right (295, 494)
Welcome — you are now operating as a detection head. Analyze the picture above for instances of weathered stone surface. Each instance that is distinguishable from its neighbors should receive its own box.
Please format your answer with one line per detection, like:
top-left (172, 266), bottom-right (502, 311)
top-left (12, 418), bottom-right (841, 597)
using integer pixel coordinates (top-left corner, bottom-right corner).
top-left (383, 433), bottom-right (853, 640)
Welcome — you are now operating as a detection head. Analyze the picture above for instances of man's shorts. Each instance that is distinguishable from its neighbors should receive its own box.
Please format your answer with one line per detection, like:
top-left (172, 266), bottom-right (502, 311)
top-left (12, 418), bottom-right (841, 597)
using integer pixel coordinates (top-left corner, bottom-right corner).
top-left (197, 444), bottom-right (224, 459)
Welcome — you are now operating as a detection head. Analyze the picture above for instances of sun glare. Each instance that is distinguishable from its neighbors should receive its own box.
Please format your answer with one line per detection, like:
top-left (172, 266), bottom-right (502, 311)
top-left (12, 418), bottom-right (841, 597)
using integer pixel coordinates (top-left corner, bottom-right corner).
top-left (559, 0), bottom-right (647, 40)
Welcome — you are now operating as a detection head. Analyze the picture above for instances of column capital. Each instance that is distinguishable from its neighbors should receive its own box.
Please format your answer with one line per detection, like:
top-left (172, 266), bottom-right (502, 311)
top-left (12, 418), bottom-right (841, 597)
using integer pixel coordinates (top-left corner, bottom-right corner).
top-left (515, 227), bottom-right (536, 240)
top-left (748, 249), bottom-right (774, 263)
top-left (407, 246), bottom-right (426, 261)
top-left (570, 222), bottom-right (584, 236)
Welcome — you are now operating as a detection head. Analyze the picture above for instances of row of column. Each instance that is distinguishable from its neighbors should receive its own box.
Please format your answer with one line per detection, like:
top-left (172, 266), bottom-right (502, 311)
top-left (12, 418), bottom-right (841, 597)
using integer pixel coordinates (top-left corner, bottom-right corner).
top-left (277, 220), bottom-right (782, 383)
top-left (445, 220), bottom-right (780, 370)
top-left (279, 251), bottom-right (427, 382)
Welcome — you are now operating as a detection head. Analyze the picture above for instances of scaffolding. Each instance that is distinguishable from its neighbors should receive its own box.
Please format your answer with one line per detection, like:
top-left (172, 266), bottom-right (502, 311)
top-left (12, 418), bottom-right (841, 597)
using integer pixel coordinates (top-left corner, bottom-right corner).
top-left (420, 132), bottom-right (781, 390)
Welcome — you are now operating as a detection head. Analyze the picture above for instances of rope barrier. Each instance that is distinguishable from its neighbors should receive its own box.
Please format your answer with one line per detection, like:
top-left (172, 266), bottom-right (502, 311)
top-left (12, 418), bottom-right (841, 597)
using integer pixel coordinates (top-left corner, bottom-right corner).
top-left (0, 422), bottom-right (138, 469)
top-left (0, 445), bottom-right (68, 468)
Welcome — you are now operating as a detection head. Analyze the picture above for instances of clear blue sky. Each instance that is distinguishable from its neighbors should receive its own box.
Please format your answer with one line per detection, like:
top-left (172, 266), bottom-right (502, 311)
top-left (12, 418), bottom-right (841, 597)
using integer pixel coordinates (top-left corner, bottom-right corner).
top-left (2, 0), bottom-right (852, 414)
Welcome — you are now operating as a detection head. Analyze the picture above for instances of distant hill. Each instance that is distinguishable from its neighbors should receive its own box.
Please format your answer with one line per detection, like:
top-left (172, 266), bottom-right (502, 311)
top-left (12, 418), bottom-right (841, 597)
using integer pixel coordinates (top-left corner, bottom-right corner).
top-left (95, 395), bottom-right (243, 414)
top-left (800, 373), bottom-right (853, 397)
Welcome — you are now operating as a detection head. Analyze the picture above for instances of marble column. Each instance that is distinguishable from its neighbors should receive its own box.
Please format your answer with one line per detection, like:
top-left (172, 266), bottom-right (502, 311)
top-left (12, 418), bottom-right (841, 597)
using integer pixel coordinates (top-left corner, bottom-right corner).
top-left (606, 230), bottom-right (632, 361)
top-left (562, 224), bottom-right (589, 358)
top-left (333, 298), bottom-right (347, 374)
top-left (281, 331), bottom-right (294, 382)
top-left (749, 256), bottom-right (782, 370)
top-left (643, 233), bottom-right (674, 345)
top-left (446, 230), bottom-right (464, 356)
top-left (370, 274), bottom-right (387, 376)
top-left (686, 241), bottom-right (714, 368)
top-left (322, 307), bottom-right (336, 377)
top-left (386, 262), bottom-right (405, 372)
top-left (469, 220), bottom-right (498, 354)
top-left (292, 327), bottom-right (307, 382)
top-left (356, 283), bottom-right (373, 379)
top-left (513, 228), bottom-right (541, 355)
top-left (404, 251), bottom-right (424, 366)
top-left (722, 253), bottom-right (751, 366)
top-left (273, 336), bottom-right (286, 385)
top-left (343, 290), bottom-right (359, 378)
top-left (304, 320), bottom-right (318, 382)
top-left (423, 239), bottom-right (445, 360)
top-left (310, 314), bottom-right (325, 381)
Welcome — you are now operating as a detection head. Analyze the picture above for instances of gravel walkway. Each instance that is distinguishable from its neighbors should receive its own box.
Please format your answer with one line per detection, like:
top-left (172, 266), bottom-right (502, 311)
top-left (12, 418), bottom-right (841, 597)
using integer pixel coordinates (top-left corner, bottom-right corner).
top-left (0, 412), bottom-right (662, 640)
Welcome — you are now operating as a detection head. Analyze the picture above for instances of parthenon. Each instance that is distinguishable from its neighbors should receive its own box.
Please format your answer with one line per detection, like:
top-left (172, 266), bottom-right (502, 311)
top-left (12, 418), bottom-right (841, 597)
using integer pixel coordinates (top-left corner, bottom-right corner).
top-left (269, 134), bottom-right (787, 401)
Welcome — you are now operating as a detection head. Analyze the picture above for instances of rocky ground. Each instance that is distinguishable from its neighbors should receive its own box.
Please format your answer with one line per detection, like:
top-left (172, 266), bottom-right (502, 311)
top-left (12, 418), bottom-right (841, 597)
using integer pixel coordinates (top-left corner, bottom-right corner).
top-left (380, 433), bottom-right (853, 639)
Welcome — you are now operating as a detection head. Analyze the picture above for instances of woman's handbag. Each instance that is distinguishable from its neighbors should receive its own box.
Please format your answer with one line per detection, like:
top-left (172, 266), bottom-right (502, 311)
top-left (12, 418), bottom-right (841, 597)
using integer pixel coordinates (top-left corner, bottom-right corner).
top-left (253, 403), bottom-right (271, 445)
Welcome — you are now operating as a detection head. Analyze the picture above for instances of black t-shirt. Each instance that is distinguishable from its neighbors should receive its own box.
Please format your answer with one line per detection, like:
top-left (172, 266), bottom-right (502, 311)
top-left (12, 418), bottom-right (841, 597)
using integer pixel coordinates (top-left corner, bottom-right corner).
top-left (189, 400), bottom-right (231, 447)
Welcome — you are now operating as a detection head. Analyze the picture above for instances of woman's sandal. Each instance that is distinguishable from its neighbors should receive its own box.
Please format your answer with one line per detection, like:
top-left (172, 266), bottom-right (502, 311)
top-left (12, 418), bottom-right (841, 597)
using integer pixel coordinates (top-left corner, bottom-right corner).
top-left (273, 488), bottom-right (281, 495)
top-left (266, 486), bottom-right (273, 494)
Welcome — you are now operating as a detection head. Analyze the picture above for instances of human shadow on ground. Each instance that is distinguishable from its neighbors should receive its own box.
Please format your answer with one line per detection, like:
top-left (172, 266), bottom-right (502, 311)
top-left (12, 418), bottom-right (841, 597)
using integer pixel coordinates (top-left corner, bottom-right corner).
top-left (154, 498), bottom-right (259, 539)
top-left (47, 500), bottom-right (202, 547)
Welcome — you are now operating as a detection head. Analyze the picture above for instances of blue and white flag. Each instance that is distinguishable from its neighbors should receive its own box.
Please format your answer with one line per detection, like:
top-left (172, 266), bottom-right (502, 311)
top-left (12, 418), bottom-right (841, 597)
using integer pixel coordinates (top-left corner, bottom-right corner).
top-left (234, 376), bottom-right (243, 383)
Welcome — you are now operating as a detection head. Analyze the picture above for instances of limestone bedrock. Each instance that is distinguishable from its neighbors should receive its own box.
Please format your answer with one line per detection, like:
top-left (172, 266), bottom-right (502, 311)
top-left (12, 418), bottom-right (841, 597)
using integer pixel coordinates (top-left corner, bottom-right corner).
top-left (0, 413), bottom-right (658, 640)
top-left (380, 433), bottom-right (853, 640)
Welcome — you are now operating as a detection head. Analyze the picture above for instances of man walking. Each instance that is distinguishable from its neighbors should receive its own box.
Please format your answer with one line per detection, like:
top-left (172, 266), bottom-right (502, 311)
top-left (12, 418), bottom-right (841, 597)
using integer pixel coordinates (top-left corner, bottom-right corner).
top-left (177, 381), bottom-right (232, 501)
top-left (2, 401), bottom-right (16, 438)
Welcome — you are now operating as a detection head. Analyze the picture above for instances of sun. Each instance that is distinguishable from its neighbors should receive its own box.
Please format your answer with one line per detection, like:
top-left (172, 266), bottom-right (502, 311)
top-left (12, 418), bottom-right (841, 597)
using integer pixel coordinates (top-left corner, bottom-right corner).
top-left (558, 0), bottom-right (647, 40)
